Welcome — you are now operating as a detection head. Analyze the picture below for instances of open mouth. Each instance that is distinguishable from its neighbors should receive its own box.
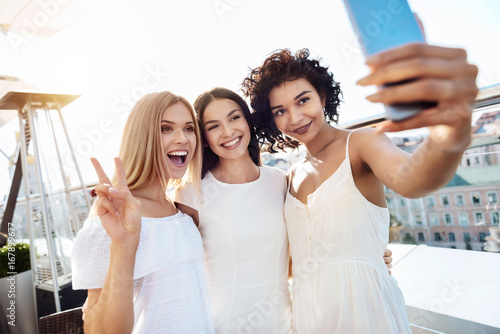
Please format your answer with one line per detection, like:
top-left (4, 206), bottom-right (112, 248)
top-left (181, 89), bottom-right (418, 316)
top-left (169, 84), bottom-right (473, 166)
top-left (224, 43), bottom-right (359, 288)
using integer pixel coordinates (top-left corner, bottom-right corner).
top-left (221, 136), bottom-right (241, 148)
top-left (167, 150), bottom-right (188, 166)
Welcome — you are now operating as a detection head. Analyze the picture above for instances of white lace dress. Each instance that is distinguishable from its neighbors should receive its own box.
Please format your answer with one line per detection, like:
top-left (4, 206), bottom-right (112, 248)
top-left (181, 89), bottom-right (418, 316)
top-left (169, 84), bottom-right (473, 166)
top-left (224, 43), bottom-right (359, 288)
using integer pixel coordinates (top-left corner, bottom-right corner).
top-left (72, 211), bottom-right (215, 334)
top-left (285, 132), bottom-right (411, 333)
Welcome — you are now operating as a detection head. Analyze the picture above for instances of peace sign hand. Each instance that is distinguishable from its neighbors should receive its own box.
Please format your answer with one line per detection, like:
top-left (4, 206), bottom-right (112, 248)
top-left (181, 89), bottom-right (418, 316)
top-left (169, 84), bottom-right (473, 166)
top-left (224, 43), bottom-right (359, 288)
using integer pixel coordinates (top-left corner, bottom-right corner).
top-left (90, 157), bottom-right (142, 246)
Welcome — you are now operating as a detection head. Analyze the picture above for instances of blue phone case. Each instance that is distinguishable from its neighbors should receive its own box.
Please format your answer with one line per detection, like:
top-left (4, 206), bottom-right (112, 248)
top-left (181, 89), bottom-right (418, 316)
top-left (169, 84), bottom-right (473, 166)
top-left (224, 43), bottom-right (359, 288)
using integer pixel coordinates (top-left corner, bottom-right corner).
top-left (343, 0), bottom-right (436, 121)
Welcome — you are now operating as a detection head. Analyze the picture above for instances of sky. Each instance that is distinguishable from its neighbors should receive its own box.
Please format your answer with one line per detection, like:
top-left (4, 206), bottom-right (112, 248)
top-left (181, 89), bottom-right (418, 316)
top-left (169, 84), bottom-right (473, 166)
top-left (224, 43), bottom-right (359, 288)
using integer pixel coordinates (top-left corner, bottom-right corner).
top-left (1, 0), bottom-right (500, 199)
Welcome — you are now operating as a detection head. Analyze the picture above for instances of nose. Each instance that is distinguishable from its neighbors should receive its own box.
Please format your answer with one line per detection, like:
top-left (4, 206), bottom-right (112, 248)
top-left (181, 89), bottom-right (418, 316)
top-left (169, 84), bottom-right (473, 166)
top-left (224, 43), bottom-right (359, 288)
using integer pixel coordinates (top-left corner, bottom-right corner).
top-left (173, 129), bottom-right (188, 144)
top-left (289, 107), bottom-right (304, 125)
top-left (221, 122), bottom-right (234, 138)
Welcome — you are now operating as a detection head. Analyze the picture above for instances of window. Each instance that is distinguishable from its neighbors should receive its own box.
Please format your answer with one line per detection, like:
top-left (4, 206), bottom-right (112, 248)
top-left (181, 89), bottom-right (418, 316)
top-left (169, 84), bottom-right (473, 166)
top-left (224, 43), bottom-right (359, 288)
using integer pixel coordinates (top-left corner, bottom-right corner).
top-left (411, 199), bottom-right (420, 211)
top-left (415, 214), bottom-right (422, 226)
top-left (479, 232), bottom-right (486, 242)
top-left (426, 196), bottom-right (435, 208)
top-left (444, 213), bottom-right (453, 226)
top-left (472, 192), bottom-right (481, 205)
top-left (487, 191), bottom-right (498, 204)
top-left (464, 232), bottom-right (471, 242)
top-left (418, 233), bottom-right (425, 242)
top-left (459, 212), bottom-right (469, 228)
top-left (455, 193), bottom-right (465, 207)
top-left (474, 212), bottom-right (485, 225)
top-left (475, 156), bottom-right (480, 165)
top-left (434, 232), bottom-right (442, 242)
top-left (492, 212), bottom-right (500, 226)
top-left (449, 232), bottom-right (456, 242)
top-left (399, 198), bottom-right (405, 207)
top-left (441, 195), bottom-right (450, 207)
top-left (466, 158), bottom-right (470, 166)
top-left (429, 213), bottom-right (439, 226)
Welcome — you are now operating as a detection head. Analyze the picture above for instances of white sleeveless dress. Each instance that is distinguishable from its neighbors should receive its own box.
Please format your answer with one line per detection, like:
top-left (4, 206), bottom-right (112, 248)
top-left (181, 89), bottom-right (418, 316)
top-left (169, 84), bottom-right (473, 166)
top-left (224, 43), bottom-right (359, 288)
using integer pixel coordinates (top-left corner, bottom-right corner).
top-left (285, 132), bottom-right (411, 333)
top-left (175, 166), bottom-right (292, 334)
top-left (72, 211), bottom-right (215, 334)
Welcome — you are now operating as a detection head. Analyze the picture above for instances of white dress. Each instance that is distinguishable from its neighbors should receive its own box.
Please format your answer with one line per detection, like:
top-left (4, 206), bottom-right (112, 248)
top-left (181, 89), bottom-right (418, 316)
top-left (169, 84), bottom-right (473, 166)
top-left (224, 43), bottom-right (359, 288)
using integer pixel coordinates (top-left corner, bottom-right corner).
top-left (285, 132), bottom-right (411, 333)
top-left (72, 211), bottom-right (215, 334)
top-left (175, 166), bottom-right (292, 334)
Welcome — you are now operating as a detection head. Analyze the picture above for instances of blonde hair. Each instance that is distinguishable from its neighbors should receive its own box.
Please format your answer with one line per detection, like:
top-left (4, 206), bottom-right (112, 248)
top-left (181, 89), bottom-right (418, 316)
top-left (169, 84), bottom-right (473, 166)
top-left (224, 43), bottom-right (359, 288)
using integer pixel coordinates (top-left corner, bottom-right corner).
top-left (115, 91), bottom-right (202, 198)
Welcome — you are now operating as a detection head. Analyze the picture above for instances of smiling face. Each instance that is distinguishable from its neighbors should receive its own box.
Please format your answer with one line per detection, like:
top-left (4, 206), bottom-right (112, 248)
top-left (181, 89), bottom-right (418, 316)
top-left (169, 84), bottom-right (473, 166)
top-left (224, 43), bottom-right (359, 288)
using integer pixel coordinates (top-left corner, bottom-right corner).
top-left (268, 78), bottom-right (326, 145)
top-left (161, 101), bottom-right (197, 179)
top-left (202, 98), bottom-right (252, 163)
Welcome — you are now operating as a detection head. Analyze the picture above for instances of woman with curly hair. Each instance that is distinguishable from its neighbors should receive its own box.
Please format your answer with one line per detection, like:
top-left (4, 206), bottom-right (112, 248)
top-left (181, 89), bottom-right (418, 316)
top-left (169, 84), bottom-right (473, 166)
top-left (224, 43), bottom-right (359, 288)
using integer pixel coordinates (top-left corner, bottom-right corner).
top-left (242, 44), bottom-right (478, 333)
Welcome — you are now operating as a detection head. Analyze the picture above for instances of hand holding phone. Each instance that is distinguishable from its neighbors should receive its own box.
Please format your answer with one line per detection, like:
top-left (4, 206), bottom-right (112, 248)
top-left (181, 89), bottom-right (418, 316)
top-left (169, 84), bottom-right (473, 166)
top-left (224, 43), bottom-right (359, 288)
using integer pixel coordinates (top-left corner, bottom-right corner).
top-left (343, 0), bottom-right (437, 121)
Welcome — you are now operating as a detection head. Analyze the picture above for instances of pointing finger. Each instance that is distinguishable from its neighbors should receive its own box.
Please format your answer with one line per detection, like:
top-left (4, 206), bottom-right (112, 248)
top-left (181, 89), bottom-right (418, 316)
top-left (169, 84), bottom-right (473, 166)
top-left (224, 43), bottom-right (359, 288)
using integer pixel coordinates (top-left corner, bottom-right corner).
top-left (91, 158), bottom-right (112, 185)
top-left (114, 157), bottom-right (128, 187)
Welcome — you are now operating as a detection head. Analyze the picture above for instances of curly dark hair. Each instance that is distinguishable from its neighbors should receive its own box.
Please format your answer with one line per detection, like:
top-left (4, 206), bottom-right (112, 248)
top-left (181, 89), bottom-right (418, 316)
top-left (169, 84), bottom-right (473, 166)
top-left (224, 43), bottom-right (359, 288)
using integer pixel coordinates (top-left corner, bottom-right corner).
top-left (241, 48), bottom-right (342, 153)
top-left (193, 87), bottom-right (262, 178)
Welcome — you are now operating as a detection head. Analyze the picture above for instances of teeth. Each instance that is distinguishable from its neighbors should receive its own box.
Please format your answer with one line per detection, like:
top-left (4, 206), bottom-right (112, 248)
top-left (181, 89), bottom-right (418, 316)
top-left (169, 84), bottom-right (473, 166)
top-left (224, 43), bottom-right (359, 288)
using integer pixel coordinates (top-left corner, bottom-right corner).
top-left (168, 151), bottom-right (187, 156)
top-left (223, 137), bottom-right (240, 147)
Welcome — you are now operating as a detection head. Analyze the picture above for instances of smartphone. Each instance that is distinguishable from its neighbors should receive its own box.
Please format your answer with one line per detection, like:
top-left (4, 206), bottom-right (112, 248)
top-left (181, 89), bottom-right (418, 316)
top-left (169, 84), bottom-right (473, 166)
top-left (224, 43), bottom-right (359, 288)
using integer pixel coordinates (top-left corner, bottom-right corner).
top-left (343, 0), bottom-right (437, 121)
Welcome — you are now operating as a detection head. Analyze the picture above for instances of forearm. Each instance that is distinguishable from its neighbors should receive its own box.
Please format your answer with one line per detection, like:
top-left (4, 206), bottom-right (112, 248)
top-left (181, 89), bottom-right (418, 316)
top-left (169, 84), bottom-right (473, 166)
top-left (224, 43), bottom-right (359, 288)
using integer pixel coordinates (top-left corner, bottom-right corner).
top-left (393, 126), bottom-right (470, 198)
top-left (84, 241), bottom-right (137, 334)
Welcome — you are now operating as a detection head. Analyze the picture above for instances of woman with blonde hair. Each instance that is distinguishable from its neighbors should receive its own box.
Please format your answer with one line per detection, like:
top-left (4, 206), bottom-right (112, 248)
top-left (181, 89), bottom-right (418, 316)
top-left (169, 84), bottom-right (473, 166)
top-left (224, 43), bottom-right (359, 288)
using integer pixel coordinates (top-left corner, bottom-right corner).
top-left (72, 91), bottom-right (214, 333)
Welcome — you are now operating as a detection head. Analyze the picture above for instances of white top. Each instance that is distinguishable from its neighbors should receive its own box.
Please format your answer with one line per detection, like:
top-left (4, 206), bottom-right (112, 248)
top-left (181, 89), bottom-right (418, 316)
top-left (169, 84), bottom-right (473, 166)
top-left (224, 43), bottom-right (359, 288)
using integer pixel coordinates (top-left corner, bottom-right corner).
top-left (175, 166), bottom-right (292, 334)
top-left (285, 132), bottom-right (411, 334)
top-left (72, 211), bottom-right (215, 334)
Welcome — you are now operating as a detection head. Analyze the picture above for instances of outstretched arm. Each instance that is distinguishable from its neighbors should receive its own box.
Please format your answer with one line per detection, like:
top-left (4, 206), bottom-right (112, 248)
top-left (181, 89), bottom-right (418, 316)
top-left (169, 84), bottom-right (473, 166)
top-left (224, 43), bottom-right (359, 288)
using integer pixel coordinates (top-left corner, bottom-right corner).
top-left (84, 158), bottom-right (142, 334)
top-left (356, 43), bottom-right (478, 198)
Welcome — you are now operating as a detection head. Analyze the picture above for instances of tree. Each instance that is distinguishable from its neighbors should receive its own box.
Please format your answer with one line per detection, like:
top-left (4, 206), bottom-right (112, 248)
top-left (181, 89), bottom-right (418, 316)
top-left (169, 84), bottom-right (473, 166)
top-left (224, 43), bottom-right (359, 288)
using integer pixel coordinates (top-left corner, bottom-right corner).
top-left (402, 232), bottom-right (418, 245)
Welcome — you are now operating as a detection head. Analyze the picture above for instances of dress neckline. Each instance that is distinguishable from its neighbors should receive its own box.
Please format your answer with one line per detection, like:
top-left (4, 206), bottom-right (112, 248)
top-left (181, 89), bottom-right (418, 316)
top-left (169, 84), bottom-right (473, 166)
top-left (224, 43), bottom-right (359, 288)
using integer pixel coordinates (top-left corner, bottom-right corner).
top-left (207, 166), bottom-right (262, 186)
top-left (287, 131), bottom-right (354, 207)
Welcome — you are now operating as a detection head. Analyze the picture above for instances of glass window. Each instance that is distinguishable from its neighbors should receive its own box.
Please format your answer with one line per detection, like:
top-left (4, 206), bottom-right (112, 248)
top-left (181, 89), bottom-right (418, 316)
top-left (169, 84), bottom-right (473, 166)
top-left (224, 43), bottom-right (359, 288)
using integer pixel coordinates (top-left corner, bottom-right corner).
top-left (492, 212), bottom-right (500, 226)
top-left (475, 212), bottom-right (485, 225)
top-left (418, 233), bottom-right (425, 242)
top-left (449, 232), bottom-right (456, 242)
top-left (426, 196), bottom-right (435, 208)
top-left (479, 232), bottom-right (486, 242)
top-left (487, 191), bottom-right (498, 204)
top-left (415, 214), bottom-right (422, 226)
top-left (434, 232), bottom-right (442, 242)
top-left (464, 232), bottom-right (471, 242)
top-left (472, 192), bottom-right (481, 205)
top-left (441, 195), bottom-right (450, 206)
top-left (429, 213), bottom-right (439, 226)
top-left (444, 213), bottom-right (453, 226)
top-left (459, 212), bottom-right (469, 228)
top-left (455, 193), bottom-right (465, 206)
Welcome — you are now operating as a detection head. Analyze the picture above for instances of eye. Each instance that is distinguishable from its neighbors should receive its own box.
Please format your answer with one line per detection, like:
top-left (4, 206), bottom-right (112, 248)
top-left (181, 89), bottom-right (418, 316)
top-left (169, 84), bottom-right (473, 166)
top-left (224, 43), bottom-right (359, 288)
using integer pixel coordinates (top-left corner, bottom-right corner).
top-left (185, 126), bottom-right (195, 132)
top-left (161, 126), bottom-right (172, 132)
top-left (230, 115), bottom-right (241, 122)
top-left (299, 97), bottom-right (310, 104)
top-left (206, 124), bottom-right (218, 131)
top-left (273, 109), bottom-right (285, 117)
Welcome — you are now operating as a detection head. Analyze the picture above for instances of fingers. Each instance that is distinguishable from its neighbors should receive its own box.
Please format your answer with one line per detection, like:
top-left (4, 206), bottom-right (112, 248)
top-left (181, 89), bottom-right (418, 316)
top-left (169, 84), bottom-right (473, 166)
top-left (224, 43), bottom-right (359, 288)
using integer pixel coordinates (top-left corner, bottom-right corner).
top-left (357, 58), bottom-right (468, 87)
top-left (91, 158), bottom-right (112, 185)
top-left (114, 157), bottom-right (128, 187)
top-left (376, 102), bottom-right (472, 133)
top-left (366, 79), bottom-right (470, 104)
top-left (384, 249), bottom-right (392, 257)
top-left (366, 43), bottom-right (467, 67)
top-left (95, 194), bottom-right (120, 217)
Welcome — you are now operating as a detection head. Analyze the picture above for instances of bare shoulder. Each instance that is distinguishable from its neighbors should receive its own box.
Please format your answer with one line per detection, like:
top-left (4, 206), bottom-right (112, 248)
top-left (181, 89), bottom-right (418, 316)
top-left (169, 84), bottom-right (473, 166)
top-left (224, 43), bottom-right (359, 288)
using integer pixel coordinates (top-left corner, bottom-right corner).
top-left (349, 128), bottom-right (394, 160)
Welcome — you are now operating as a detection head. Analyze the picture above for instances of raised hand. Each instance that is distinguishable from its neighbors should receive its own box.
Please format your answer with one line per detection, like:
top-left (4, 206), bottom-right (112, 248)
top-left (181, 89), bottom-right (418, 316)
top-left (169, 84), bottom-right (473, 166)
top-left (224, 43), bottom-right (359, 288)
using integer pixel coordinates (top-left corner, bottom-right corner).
top-left (90, 157), bottom-right (142, 245)
top-left (357, 43), bottom-right (478, 146)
